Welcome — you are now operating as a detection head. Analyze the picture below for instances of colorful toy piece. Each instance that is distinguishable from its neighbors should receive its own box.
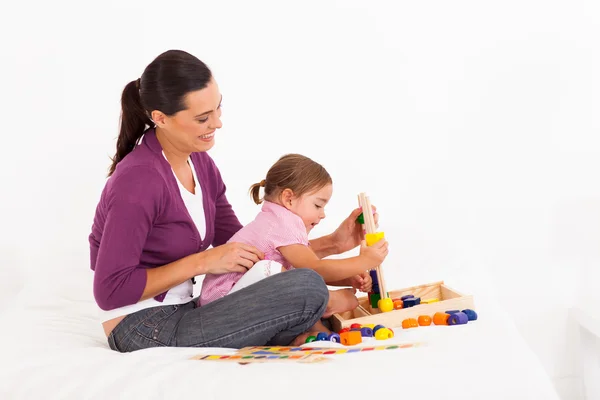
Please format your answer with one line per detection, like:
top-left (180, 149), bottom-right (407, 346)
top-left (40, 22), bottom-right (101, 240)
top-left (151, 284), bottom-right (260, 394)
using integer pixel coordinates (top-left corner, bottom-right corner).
top-left (328, 333), bottom-right (341, 343)
top-left (375, 327), bottom-right (394, 340)
top-left (421, 298), bottom-right (439, 304)
top-left (378, 298), bottom-right (394, 312)
top-left (393, 299), bottom-right (403, 310)
top-left (433, 312), bottom-right (450, 325)
top-left (305, 335), bottom-right (317, 343)
top-left (356, 213), bottom-right (365, 224)
top-left (402, 318), bottom-right (419, 329)
top-left (365, 232), bottom-right (385, 246)
top-left (369, 292), bottom-right (380, 308)
top-left (340, 330), bottom-right (362, 345)
top-left (360, 327), bottom-right (374, 337)
top-left (401, 295), bottom-right (415, 301)
top-left (418, 315), bottom-right (432, 326)
top-left (448, 312), bottom-right (469, 325)
top-left (316, 332), bottom-right (329, 341)
top-left (402, 298), bottom-right (419, 308)
top-left (462, 309), bottom-right (478, 321)
top-left (350, 323), bottom-right (362, 329)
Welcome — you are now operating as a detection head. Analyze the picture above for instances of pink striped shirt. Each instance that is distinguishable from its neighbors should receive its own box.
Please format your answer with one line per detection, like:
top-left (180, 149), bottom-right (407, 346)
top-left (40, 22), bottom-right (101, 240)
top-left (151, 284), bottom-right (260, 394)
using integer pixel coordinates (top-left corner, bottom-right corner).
top-left (199, 201), bottom-right (309, 306)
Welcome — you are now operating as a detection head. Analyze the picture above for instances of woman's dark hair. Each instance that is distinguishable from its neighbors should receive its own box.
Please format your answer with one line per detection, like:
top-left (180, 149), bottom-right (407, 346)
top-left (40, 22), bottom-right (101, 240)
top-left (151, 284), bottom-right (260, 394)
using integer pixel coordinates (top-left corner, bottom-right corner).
top-left (108, 49), bottom-right (213, 176)
top-left (249, 154), bottom-right (332, 205)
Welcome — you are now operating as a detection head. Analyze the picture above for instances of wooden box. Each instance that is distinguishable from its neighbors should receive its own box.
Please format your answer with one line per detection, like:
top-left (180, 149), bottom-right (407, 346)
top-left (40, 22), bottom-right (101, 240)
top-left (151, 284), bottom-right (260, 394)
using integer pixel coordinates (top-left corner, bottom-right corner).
top-left (330, 280), bottom-right (475, 332)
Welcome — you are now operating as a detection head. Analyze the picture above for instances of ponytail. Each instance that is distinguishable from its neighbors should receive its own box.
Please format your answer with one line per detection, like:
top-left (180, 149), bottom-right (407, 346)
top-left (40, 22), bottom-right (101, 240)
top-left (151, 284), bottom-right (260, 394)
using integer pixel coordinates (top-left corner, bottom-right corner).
top-left (252, 154), bottom-right (332, 205)
top-left (108, 79), bottom-right (154, 176)
top-left (249, 179), bottom-right (266, 204)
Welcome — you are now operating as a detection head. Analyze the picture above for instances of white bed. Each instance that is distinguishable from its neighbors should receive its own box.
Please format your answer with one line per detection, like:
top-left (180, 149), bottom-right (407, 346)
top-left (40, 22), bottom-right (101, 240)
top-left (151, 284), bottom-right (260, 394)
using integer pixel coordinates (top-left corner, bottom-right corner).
top-left (0, 267), bottom-right (561, 400)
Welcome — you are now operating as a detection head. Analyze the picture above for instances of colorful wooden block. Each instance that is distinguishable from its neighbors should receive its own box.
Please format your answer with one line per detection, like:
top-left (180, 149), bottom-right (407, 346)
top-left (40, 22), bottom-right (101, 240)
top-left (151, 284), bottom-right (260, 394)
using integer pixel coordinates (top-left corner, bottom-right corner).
top-left (370, 292), bottom-right (381, 308)
top-left (356, 213), bottom-right (365, 224)
top-left (448, 312), bottom-right (469, 325)
top-left (433, 312), bottom-right (450, 325)
top-left (378, 298), bottom-right (394, 312)
top-left (462, 309), bottom-right (478, 321)
top-left (328, 333), bottom-right (341, 343)
top-left (402, 318), bottom-right (418, 329)
top-left (375, 327), bottom-right (394, 340)
top-left (403, 298), bottom-right (418, 308)
top-left (340, 330), bottom-right (362, 345)
top-left (365, 232), bottom-right (385, 246)
top-left (360, 327), bottom-right (373, 337)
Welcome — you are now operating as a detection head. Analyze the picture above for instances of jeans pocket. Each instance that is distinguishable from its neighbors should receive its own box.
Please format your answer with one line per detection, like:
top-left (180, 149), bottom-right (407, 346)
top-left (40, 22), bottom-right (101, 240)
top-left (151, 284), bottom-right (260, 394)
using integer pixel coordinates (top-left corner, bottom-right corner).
top-left (135, 305), bottom-right (180, 345)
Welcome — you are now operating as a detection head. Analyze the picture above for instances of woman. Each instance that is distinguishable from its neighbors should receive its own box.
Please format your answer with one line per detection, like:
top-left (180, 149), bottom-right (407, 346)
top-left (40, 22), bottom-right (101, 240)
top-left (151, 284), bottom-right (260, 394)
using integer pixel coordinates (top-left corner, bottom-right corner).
top-left (89, 49), bottom-right (378, 352)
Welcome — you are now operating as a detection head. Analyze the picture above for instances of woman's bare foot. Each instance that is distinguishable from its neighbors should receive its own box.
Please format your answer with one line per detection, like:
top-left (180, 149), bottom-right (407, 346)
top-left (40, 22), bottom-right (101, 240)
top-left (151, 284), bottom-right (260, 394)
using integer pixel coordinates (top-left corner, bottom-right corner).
top-left (289, 320), bottom-right (332, 346)
top-left (323, 288), bottom-right (359, 318)
top-left (290, 330), bottom-right (321, 346)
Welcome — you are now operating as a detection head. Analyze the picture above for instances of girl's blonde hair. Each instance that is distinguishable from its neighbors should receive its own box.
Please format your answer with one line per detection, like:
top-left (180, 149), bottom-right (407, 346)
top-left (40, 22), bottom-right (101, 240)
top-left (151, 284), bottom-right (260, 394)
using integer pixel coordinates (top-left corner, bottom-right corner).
top-left (249, 154), bottom-right (332, 205)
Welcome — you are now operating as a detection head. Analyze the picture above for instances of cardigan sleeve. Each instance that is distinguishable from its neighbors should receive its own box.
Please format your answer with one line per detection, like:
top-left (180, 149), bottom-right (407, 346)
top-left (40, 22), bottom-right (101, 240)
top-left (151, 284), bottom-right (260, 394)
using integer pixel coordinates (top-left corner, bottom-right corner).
top-left (90, 166), bottom-right (165, 311)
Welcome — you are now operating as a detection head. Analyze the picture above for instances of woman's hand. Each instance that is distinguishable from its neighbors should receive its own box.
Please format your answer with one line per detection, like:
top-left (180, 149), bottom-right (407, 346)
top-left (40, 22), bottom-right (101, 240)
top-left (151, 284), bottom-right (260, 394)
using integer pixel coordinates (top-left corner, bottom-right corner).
top-left (197, 242), bottom-right (264, 275)
top-left (330, 205), bottom-right (379, 254)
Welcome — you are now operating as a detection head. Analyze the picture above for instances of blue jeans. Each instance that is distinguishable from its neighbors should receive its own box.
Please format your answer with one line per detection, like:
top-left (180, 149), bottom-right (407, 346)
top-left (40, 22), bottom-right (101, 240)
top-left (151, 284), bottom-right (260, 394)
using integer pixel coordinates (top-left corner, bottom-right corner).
top-left (107, 269), bottom-right (329, 352)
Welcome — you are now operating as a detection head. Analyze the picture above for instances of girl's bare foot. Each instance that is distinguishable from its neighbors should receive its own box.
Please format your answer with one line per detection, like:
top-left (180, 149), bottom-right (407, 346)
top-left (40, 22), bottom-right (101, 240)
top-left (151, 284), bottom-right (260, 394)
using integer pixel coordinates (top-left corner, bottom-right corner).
top-left (323, 288), bottom-right (359, 318)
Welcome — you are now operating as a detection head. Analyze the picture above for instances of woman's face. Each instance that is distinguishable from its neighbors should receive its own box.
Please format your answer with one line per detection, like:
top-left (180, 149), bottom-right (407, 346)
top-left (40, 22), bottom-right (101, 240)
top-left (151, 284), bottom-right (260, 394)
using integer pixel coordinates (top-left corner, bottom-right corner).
top-left (154, 78), bottom-right (223, 153)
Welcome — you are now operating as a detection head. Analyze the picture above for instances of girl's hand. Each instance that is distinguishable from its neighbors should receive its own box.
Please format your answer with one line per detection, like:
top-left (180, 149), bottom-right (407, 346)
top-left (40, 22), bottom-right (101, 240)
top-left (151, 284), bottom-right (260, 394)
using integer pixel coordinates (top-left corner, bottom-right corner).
top-left (351, 271), bottom-right (373, 293)
top-left (358, 239), bottom-right (388, 270)
top-left (197, 242), bottom-right (264, 275)
top-left (331, 206), bottom-right (379, 254)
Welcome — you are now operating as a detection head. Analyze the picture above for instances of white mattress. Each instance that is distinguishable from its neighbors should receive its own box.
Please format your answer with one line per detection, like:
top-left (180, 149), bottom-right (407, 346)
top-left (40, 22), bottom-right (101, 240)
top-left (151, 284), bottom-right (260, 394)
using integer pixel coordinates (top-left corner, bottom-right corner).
top-left (0, 271), bottom-right (561, 400)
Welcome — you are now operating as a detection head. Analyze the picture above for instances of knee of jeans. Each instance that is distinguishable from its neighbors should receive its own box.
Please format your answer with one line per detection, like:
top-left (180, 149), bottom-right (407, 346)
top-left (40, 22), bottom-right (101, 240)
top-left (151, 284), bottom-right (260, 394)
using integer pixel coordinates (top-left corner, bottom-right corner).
top-left (291, 269), bottom-right (329, 305)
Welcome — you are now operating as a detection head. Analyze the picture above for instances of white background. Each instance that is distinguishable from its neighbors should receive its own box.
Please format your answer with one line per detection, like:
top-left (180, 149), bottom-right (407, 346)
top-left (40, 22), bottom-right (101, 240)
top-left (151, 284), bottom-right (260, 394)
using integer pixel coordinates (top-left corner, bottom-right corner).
top-left (1, 1), bottom-right (599, 398)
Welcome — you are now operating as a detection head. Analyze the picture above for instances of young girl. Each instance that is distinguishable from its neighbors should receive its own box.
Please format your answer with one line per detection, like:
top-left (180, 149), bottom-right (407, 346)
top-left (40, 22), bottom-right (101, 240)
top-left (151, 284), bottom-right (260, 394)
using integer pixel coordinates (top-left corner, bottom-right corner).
top-left (199, 154), bottom-right (389, 327)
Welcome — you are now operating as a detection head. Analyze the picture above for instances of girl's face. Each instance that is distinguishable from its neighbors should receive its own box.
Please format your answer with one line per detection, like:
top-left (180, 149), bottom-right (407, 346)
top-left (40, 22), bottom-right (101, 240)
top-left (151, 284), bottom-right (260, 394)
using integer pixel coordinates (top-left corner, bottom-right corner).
top-left (283, 184), bottom-right (333, 233)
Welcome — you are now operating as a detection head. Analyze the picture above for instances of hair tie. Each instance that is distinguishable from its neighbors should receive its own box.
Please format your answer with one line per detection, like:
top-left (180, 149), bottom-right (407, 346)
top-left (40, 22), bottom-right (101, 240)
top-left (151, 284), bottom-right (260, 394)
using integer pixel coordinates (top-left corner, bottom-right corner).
top-left (135, 78), bottom-right (141, 89)
top-left (260, 179), bottom-right (266, 187)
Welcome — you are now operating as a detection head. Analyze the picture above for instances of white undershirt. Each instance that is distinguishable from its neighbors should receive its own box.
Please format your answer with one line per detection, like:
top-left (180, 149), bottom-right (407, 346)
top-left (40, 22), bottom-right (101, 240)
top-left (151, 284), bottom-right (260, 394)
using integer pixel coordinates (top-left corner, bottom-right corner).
top-left (174, 155), bottom-right (206, 239)
top-left (99, 150), bottom-right (206, 322)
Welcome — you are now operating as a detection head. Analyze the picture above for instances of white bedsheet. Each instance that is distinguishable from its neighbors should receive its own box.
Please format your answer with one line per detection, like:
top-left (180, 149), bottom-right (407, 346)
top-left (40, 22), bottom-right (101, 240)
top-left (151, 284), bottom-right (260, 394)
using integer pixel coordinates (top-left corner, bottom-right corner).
top-left (0, 271), bottom-right (560, 400)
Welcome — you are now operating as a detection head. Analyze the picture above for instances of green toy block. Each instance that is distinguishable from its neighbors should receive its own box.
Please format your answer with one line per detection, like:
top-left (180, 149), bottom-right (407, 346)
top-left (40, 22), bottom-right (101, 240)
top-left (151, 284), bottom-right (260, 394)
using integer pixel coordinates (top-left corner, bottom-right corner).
top-left (370, 293), bottom-right (381, 308)
top-left (369, 292), bottom-right (390, 309)
top-left (356, 213), bottom-right (364, 224)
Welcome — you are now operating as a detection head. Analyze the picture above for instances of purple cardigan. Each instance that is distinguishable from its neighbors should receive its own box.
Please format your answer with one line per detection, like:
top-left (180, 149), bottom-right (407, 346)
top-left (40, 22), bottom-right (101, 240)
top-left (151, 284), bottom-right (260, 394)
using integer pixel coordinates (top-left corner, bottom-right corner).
top-left (89, 129), bottom-right (243, 311)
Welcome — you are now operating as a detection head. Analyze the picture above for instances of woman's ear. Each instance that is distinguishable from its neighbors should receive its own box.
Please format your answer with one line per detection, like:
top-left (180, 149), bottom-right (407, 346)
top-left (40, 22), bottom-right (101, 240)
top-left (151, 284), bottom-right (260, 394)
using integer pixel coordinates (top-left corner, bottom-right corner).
top-left (151, 110), bottom-right (166, 127)
top-left (280, 188), bottom-right (295, 209)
